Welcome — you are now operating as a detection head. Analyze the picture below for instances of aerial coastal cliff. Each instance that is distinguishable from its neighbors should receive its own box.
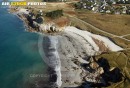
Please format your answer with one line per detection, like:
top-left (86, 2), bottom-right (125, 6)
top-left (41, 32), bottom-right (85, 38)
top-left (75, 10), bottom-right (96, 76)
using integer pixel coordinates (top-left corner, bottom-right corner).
top-left (38, 27), bottom-right (123, 88)
top-left (10, 7), bottom-right (130, 88)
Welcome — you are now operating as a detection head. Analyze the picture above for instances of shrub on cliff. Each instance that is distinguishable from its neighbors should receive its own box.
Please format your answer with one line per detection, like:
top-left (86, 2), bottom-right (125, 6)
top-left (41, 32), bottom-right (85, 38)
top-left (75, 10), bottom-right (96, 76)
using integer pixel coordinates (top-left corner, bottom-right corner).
top-left (36, 17), bottom-right (43, 24)
top-left (74, 2), bottom-right (82, 9)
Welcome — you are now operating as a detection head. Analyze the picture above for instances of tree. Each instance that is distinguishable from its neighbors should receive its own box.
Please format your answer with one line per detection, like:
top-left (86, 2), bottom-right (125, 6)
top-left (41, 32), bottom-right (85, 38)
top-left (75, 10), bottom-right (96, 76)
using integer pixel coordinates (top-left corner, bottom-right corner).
top-left (75, 2), bottom-right (82, 9)
top-left (46, 10), bottom-right (63, 19)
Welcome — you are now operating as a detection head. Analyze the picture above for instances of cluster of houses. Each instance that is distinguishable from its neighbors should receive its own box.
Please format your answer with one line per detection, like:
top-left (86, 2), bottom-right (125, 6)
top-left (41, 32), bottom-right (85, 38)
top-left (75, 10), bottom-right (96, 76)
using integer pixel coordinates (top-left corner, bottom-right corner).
top-left (76, 0), bottom-right (130, 15)
top-left (116, 0), bottom-right (130, 4)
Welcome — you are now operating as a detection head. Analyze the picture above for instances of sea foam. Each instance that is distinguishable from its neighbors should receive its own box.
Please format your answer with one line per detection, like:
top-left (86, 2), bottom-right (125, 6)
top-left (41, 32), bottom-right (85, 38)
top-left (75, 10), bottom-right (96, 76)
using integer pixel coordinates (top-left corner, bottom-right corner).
top-left (38, 35), bottom-right (62, 87)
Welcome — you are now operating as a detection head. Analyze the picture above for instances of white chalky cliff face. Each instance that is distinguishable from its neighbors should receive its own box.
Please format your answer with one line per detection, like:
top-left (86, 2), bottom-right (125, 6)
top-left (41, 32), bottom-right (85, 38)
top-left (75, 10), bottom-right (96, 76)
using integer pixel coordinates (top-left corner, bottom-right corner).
top-left (64, 26), bottom-right (123, 52)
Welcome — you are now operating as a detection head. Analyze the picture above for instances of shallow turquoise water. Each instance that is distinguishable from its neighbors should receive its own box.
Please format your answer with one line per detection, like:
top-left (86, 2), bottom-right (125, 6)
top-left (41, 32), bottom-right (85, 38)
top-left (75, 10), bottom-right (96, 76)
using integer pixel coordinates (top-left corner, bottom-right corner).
top-left (0, 8), bottom-right (47, 88)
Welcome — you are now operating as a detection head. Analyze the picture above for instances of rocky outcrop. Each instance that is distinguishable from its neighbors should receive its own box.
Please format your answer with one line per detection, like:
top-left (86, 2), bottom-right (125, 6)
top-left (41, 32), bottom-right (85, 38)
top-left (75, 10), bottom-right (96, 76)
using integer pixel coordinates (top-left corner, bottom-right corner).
top-left (80, 57), bottom-right (123, 88)
top-left (39, 23), bottom-right (63, 33)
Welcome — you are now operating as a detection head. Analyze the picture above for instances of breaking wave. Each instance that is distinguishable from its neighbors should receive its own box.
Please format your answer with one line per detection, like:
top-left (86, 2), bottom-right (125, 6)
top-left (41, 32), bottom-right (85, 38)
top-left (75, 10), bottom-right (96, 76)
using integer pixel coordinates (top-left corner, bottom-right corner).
top-left (38, 34), bottom-right (62, 87)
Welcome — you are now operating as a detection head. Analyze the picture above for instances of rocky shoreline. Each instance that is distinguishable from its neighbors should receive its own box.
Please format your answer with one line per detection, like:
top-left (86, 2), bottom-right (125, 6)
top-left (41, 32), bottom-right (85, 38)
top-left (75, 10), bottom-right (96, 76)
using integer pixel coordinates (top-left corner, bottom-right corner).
top-left (13, 8), bottom-right (70, 35)
top-left (11, 8), bottom-right (124, 88)
top-left (38, 33), bottom-right (123, 88)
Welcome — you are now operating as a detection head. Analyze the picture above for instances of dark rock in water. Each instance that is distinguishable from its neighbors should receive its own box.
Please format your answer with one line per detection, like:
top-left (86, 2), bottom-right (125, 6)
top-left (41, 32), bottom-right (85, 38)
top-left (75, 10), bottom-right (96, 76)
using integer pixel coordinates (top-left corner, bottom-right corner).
top-left (47, 67), bottom-right (59, 88)
top-left (48, 67), bottom-right (57, 82)
top-left (97, 57), bottom-right (110, 72)
top-left (27, 16), bottom-right (33, 23)
top-left (50, 73), bottom-right (57, 82)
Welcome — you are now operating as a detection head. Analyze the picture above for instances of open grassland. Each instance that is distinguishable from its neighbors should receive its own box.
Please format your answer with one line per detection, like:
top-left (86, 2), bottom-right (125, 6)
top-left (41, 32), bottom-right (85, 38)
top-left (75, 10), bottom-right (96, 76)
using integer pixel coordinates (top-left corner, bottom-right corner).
top-left (76, 10), bottom-right (130, 36)
top-left (113, 37), bottom-right (130, 48)
top-left (46, 2), bottom-right (74, 11)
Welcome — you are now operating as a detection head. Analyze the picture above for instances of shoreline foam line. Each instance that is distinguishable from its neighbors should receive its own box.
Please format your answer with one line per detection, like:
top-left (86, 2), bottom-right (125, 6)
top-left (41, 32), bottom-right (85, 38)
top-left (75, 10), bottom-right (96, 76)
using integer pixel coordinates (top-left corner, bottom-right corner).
top-left (38, 35), bottom-right (62, 87)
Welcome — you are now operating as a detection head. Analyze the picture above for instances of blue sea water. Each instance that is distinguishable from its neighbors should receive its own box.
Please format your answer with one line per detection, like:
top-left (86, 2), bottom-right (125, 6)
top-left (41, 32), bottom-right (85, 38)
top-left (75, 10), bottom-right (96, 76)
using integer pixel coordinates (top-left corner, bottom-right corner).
top-left (0, 8), bottom-right (47, 88)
